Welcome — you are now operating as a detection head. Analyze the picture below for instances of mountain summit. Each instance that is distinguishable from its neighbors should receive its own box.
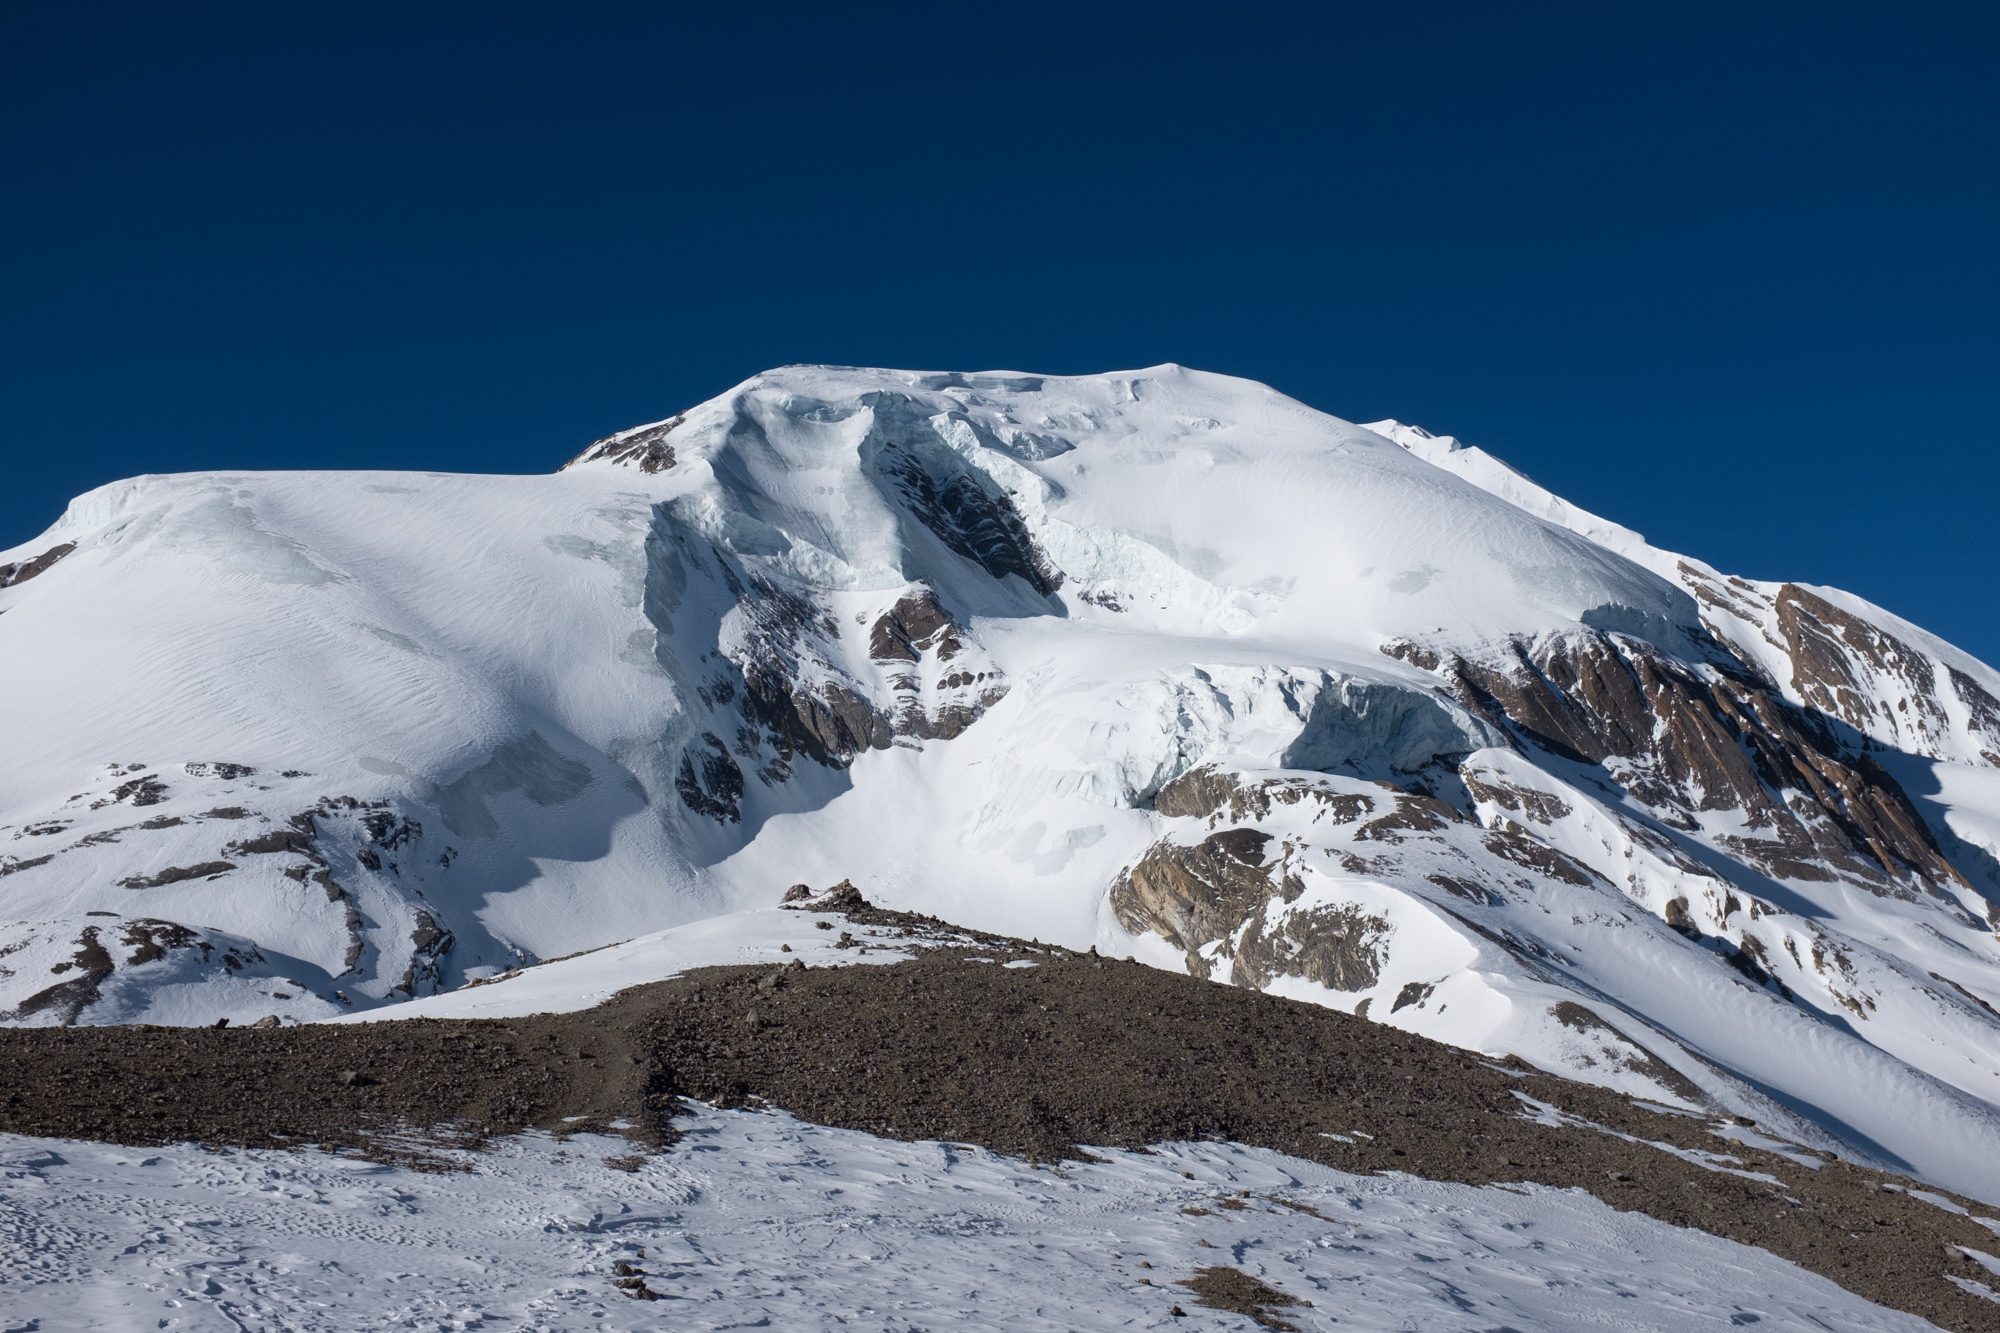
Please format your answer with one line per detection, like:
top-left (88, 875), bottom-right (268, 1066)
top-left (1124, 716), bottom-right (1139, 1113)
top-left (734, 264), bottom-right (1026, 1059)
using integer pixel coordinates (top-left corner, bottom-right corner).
top-left (4, 364), bottom-right (1998, 1201)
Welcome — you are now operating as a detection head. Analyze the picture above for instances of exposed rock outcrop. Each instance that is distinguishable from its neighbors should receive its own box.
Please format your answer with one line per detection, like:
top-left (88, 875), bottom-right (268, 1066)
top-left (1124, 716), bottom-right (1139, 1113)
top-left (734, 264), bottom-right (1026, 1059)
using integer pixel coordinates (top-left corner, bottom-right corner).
top-left (1153, 765), bottom-right (1375, 828)
top-left (1774, 585), bottom-right (1957, 755)
top-left (674, 732), bottom-right (746, 823)
top-left (868, 589), bottom-right (960, 663)
top-left (667, 569), bottom-right (1008, 820)
top-left (0, 541), bottom-right (76, 588)
top-left (1115, 774), bottom-right (1398, 993)
top-left (565, 417), bottom-right (682, 473)
top-left (2, 918), bottom-right (267, 1025)
top-left (1111, 827), bottom-right (1298, 967)
top-left (1402, 630), bottom-right (1965, 894)
top-left (870, 414), bottom-right (1063, 596)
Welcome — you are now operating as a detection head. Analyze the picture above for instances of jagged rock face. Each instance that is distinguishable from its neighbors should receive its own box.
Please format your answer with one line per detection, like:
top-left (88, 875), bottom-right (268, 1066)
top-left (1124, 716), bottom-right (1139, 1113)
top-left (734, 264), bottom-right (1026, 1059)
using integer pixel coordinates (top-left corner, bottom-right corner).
top-left (674, 733), bottom-right (745, 822)
top-left (872, 429), bottom-right (1063, 597)
top-left (868, 590), bottom-right (956, 662)
top-left (1152, 766), bottom-right (1372, 826)
top-left (565, 417), bottom-right (683, 474)
top-left (678, 556), bottom-right (1007, 791)
top-left (1112, 825), bottom-right (1298, 962)
top-left (1410, 630), bottom-right (1965, 894)
top-left (1775, 584), bottom-right (2000, 766)
top-left (0, 541), bottom-right (74, 589)
top-left (865, 590), bottom-right (1003, 741)
top-left (1116, 769), bottom-right (1409, 994)
top-left (1232, 899), bottom-right (1392, 993)
top-left (1778, 586), bottom-right (1942, 740)
top-left (1953, 667), bottom-right (2000, 766)
top-left (1109, 760), bottom-right (1717, 1111)
top-left (718, 570), bottom-right (891, 774)
top-left (1674, 561), bottom-right (2000, 770)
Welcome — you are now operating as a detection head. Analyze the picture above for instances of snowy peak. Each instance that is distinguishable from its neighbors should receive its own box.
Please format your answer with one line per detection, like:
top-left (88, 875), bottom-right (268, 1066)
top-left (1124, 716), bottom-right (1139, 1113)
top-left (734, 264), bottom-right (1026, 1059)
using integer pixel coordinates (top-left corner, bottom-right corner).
top-left (1364, 415), bottom-right (1656, 558)
top-left (4, 365), bottom-right (2000, 1205)
top-left (561, 363), bottom-right (1703, 653)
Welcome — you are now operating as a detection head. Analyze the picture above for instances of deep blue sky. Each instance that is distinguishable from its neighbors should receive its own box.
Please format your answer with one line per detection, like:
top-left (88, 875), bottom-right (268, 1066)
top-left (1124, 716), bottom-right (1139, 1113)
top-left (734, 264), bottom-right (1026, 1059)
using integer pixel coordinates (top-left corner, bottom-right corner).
top-left (5, 3), bottom-right (1995, 661)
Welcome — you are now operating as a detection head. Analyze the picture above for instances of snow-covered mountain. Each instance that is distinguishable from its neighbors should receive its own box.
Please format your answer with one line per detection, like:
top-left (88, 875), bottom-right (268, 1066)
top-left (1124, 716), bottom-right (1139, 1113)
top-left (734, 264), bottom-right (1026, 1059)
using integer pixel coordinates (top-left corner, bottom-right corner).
top-left (4, 363), bottom-right (1998, 1202)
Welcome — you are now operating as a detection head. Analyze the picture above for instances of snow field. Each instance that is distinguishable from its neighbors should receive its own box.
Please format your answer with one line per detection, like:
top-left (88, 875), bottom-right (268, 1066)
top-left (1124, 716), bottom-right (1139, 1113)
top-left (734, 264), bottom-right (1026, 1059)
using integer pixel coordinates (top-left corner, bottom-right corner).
top-left (0, 1106), bottom-right (1944, 1332)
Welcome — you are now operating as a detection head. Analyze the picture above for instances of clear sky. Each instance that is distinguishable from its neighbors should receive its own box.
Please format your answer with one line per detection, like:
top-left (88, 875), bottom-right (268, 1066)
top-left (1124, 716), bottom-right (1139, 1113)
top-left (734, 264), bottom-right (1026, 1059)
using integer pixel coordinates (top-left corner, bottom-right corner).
top-left (4, 3), bottom-right (1995, 662)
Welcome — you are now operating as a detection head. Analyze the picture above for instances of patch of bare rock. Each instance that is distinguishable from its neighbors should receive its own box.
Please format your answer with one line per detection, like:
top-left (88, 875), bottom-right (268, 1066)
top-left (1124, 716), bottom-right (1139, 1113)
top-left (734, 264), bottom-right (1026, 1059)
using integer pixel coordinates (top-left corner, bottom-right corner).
top-left (1179, 1265), bottom-right (1312, 1330)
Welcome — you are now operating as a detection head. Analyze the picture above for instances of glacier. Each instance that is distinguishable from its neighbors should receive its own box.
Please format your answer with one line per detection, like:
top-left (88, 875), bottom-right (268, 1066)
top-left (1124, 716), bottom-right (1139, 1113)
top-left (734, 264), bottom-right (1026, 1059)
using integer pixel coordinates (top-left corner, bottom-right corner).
top-left (3, 362), bottom-right (1998, 1208)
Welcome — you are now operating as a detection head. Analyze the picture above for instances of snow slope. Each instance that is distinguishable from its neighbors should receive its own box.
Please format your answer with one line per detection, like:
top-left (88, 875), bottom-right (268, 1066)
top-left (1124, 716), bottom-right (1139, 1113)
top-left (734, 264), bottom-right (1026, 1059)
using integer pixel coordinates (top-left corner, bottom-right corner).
top-left (0, 1106), bottom-right (1953, 1332)
top-left (3, 363), bottom-right (1998, 1202)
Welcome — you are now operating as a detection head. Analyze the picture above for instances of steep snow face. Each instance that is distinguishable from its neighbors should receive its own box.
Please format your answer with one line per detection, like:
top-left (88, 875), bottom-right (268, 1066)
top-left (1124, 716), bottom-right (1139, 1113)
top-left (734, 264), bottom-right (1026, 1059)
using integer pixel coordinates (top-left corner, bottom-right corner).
top-left (3, 364), bottom-right (1999, 1201)
top-left (1367, 418), bottom-right (2000, 770)
top-left (580, 368), bottom-right (1702, 649)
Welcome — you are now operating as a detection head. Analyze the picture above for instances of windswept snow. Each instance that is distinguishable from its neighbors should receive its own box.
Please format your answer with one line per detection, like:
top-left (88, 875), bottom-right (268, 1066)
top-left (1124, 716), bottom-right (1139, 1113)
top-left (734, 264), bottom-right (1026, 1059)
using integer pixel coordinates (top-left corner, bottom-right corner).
top-left (0, 1107), bottom-right (1940, 1332)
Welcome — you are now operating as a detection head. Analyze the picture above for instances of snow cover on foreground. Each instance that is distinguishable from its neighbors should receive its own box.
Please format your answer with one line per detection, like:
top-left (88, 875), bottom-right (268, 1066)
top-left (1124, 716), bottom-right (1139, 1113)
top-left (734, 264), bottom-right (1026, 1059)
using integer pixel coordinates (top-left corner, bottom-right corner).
top-left (0, 1107), bottom-right (1942, 1333)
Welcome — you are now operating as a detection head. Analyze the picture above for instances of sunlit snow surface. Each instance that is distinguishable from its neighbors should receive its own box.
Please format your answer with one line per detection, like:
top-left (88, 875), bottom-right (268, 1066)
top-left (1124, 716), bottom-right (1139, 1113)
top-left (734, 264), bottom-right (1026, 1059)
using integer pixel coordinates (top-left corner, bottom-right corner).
top-left (5, 364), bottom-right (2000, 1203)
top-left (0, 1108), bottom-right (1934, 1332)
